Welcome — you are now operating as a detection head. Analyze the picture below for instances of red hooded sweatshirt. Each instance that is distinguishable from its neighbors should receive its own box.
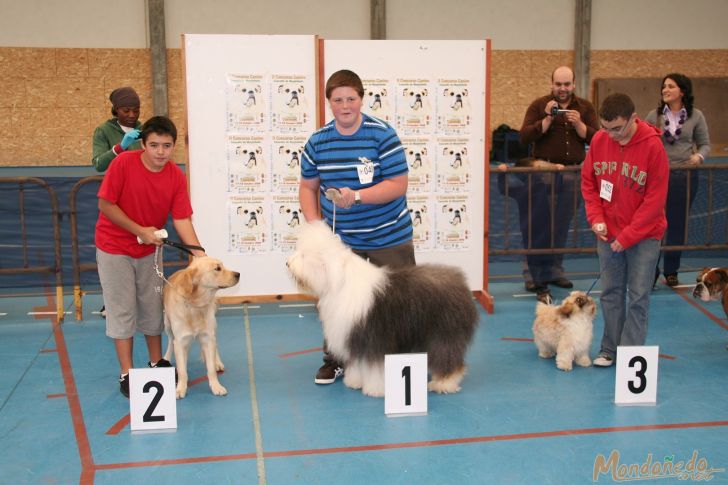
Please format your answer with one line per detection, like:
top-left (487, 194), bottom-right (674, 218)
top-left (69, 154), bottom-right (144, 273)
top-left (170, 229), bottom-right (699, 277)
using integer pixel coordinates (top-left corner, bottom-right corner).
top-left (581, 118), bottom-right (669, 250)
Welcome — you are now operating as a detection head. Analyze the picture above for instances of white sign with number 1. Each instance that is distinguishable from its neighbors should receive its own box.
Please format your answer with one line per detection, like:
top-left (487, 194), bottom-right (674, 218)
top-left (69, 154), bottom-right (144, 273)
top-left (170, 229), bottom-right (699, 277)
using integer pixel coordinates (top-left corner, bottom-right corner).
top-left (384, 353), bottom-right (428, 417)
top-left (129, 367), bottom-right (177, 432)
top-left (614, 346), bottom-right (659, 406)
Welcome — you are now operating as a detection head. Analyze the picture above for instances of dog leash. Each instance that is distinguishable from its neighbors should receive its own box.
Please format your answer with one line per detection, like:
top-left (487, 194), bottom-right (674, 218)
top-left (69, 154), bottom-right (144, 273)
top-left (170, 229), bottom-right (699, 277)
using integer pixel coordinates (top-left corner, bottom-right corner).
top-left (585, 245), bottom-right (619, 296)
top-left (162, 238), bottom-right (205, 256)
top-left (153, 245), bottom-right (172, 286)
top-left (324, 187), bottom-right (342, 233)
top-left (152, 239), bottom-right (206, 287)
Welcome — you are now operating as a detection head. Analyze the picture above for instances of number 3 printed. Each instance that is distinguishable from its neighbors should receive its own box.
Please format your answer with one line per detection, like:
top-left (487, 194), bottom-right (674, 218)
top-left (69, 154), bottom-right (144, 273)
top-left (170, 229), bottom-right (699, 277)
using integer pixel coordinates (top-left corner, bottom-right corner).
top-left (628, 356), bottom-right (647, 394)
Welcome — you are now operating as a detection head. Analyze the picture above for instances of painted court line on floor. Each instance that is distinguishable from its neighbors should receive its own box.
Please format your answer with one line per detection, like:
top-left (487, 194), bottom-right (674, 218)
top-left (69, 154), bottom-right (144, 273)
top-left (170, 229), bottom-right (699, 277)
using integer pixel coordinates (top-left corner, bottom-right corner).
top-left (674, 287), bottom-right (728, 331)
top-left (91, 420), bottom-right (728, 471)
top-left (243, 304), bottom-right (267, 484)
top-left (278, 347), bottom-right (322, 359)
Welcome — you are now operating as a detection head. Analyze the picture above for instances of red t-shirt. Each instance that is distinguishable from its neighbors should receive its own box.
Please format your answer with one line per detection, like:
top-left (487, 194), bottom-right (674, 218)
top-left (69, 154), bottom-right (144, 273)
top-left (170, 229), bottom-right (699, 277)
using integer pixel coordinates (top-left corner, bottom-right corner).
top-left (95, 150), bottom-right (193, 258)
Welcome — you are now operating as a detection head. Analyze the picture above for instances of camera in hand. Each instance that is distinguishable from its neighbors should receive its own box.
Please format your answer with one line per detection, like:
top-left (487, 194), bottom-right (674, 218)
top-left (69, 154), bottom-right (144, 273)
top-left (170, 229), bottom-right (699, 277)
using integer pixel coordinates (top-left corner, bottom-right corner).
top-left (550, 106), bottom-right (569, 116)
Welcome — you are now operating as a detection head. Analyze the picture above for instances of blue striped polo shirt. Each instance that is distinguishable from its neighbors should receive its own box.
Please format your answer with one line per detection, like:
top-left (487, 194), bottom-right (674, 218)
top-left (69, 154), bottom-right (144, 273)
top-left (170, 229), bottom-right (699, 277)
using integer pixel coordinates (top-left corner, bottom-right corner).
top-left (301, 113), bottom-right (413, 250)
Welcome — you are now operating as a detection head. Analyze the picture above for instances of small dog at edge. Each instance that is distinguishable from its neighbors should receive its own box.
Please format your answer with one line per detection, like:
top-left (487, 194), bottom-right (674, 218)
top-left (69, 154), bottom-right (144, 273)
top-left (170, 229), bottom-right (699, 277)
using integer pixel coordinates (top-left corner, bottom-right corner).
top-left (693, 267), bottom-right (728, 318)
top-left (163, 256), bottom-right (240, 399)
top-left (286, 220), bottom-right (479, 397)
top-left (532, 291), bottom-right (596, 371)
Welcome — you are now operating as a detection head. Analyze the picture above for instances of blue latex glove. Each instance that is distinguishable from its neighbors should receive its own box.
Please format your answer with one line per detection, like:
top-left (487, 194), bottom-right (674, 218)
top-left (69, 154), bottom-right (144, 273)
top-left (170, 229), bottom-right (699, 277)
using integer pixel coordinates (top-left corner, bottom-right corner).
top-left (120, 129), bottom-right (140, 150)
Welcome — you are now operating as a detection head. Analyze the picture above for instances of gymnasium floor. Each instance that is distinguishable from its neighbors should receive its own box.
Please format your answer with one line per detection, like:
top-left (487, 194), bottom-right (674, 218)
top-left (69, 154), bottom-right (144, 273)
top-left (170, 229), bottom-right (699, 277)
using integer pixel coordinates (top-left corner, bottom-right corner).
top-left (0, 258), bottom-right (726, 484)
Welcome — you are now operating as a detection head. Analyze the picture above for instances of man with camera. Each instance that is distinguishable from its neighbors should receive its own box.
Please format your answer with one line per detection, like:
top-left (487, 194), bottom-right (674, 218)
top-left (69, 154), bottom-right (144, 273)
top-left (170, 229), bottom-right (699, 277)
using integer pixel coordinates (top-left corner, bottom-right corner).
top-left (517, 66), bottom-right (600, 301)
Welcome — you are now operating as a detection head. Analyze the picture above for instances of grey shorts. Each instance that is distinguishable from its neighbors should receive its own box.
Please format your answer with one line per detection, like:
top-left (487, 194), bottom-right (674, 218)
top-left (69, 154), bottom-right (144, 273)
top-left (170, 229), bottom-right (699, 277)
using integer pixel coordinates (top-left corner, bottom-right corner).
top-left (96, 248), bottom-right (164, 339)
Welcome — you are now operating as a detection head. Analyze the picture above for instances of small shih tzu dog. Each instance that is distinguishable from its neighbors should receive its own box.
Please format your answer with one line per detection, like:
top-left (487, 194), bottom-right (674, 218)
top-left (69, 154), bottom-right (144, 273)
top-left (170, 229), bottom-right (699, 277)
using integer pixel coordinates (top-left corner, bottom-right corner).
top-left (532, 291), bottom-right (596, 371)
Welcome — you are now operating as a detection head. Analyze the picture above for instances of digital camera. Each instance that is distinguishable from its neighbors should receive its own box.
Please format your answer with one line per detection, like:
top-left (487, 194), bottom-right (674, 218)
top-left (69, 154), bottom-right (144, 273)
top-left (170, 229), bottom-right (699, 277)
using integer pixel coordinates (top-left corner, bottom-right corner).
top-left (551, 106), bottom-right (569, 116)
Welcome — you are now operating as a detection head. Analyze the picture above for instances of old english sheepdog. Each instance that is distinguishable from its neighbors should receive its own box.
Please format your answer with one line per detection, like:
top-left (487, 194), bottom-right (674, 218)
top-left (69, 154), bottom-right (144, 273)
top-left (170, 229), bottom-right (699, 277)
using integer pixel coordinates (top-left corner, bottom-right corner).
top-left (286, 220), bottom-right (479, 397)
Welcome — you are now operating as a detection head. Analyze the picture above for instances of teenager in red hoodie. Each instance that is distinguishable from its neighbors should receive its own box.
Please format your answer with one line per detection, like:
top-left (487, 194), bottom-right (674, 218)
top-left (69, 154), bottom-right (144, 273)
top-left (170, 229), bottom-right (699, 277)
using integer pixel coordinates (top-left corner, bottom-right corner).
top-left (581, 93), bottom-right (669, 367)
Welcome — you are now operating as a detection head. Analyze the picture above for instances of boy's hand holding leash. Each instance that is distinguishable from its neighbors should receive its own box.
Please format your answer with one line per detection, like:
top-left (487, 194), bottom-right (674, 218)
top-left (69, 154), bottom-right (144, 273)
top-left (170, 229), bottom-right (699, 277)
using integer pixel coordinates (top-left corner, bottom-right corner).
top-left (592, 222), bottom-right (608, 241)
top-left (592, 222), bottom-right (624, 253)
top-left (137, 228), bottom-right (167, 245)
top-left (325, 187), bottom-right (356, 209)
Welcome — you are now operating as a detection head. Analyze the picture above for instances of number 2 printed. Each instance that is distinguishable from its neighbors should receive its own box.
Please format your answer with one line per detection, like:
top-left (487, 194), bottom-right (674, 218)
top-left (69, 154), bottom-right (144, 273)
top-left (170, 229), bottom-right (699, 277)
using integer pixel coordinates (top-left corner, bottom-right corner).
top-left (143, 381), bottom-right (166, 422)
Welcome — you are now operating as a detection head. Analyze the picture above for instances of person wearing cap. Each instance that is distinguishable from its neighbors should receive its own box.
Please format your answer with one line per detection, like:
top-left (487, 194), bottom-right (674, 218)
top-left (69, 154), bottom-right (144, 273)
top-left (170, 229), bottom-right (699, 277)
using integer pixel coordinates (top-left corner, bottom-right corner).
top-left (91, 87), bottom-right (142, 172)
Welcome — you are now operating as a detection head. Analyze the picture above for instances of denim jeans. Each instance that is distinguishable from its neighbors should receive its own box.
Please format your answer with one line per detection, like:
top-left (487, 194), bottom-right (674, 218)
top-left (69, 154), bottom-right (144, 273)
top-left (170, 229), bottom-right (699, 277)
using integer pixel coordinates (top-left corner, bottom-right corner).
top-left (499, 170), bottom-right (580, 286)
top-left (597, 238), bottom-right (661, 358)
top-left (551, 171), bottom-right (581, 278)
top-left (662, 169), bottom-right (699, 275)
top-left (499, 171), bottom-right (557, 287)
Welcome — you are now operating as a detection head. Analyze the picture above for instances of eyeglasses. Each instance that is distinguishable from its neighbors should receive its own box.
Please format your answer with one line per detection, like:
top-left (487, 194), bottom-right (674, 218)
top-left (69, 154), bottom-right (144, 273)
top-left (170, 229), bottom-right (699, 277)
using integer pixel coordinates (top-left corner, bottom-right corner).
top-left (601, 115), bottom-right (634, 136)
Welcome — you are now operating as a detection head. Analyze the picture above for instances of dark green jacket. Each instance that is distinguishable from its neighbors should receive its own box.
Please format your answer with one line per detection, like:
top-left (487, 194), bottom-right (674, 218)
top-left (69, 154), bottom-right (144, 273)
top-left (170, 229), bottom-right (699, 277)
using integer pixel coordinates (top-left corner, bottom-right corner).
top-left (91, 118), bottom-right (142, 172)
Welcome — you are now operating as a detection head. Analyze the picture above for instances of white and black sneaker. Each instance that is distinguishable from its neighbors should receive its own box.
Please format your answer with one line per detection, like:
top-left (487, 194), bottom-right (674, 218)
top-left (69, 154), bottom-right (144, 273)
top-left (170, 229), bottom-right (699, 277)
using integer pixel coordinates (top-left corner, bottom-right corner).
top-left (119, 374), bottom-right (129, 398)
top-left (314, 362), bottom-right (344, 384)
top-left (148, 358), bottom-right (178, 382)
top-left (593, 352), bottom-right (614, 367)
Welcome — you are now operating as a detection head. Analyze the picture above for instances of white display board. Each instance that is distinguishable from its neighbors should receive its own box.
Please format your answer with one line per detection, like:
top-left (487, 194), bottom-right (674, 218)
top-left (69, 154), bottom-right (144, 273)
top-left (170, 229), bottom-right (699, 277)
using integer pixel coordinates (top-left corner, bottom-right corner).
top-left (324, 40), bottom-right (486, 290)
top-left (184, 35), bottom-right (487, 298)
top-left (184, 34), bottom-right (317, 296)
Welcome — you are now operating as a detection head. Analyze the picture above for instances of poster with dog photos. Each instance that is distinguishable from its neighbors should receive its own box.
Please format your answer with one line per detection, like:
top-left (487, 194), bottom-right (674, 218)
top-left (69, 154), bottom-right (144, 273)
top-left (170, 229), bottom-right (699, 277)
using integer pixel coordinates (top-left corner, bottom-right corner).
top-left (226, 135), bottom-right (267, 193)
top-left (226, 74), bottom-right (267, 132)
top-left (361, 79), bottom-right (394, 124)
top-left (271, 75), bottom-right (312, 133)
top-left (437, 79), bottom-right (472, 134)
top-left (401, 136), bottom-right (434, 194)
top-left (271, 134), bottom-right (306, 193)
top-left (228, 196), bottom-right (268, 253)
top-left (436, 137), bottom-right (471, 193)
top-left (396, 79), bottom-right (434, 134)
top-left (186, 35), bottom-right (487, 295)
top-left (271, 195), bottom-right (304, 252)
top-left (407, 195), bottom-right (433, 251)
top-left (436, 195), bottom-right (470, 250)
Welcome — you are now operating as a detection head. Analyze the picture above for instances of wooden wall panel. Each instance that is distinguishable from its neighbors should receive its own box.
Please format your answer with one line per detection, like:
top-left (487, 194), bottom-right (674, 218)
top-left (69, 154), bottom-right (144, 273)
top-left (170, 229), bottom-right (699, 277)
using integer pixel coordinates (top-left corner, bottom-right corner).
top-left (0, 47), bottom-right (726, 167)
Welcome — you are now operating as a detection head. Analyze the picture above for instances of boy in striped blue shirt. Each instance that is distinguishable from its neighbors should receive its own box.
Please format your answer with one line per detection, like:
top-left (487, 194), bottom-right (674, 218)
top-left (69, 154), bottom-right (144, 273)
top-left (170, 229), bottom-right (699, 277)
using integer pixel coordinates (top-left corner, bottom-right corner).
top-left (299, 69), bottom-right (416, 384)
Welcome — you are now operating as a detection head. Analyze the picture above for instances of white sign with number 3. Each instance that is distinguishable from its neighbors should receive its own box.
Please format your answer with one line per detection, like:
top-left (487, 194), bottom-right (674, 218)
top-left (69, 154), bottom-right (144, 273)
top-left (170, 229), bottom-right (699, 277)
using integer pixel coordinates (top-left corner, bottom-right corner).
top-left (614, 346), bottom-right (659, 406)
top-left (129, 367), bottom-right (177, 432)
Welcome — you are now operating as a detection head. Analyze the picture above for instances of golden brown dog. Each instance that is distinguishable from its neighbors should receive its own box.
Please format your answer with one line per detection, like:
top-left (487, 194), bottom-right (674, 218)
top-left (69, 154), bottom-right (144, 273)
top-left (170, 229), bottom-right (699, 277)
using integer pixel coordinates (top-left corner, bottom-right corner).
top-left (163, 256), bottom-right (240, 399)
top-left (532, 291), bottom-right (596, 371)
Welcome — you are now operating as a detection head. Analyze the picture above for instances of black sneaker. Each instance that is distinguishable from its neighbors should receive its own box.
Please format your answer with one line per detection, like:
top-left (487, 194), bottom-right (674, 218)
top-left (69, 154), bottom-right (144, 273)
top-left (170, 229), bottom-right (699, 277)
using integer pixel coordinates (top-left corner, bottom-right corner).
top-left (524, 280), bottom-right (537, 292)
top-left (119, 374), bottom-right (129, 398)
top-left (148, 358), bottom-right (173, 368)
top-left (149, 358), bottom-right (178, 382)
top-left (314, 361), bottom-right (344, 384)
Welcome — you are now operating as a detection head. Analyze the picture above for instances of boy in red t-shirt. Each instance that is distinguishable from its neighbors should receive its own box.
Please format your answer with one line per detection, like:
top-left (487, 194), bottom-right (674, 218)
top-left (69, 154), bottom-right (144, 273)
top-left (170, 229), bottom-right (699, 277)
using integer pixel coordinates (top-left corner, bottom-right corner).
top-left (95, 116), bottom-right (205, 398)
